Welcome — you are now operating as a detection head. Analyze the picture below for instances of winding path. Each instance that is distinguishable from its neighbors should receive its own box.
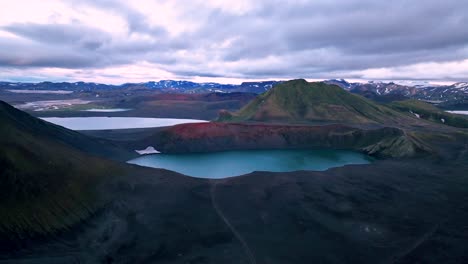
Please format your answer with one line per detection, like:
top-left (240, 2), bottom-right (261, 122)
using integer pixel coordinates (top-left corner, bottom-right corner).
top-left (210, 180), bottom-right (257, 264)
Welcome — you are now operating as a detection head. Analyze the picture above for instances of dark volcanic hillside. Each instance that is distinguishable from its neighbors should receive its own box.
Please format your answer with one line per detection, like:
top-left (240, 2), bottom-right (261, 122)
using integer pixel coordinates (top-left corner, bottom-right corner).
top-left (0, 101), bottom-right (131, 241)
top-left (0, 101), bottom-right (130, 160)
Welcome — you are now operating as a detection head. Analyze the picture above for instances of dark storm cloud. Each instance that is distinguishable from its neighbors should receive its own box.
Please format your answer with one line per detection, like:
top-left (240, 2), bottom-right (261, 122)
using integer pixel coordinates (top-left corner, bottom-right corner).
top-left (0, 37), bottom-right (101, 68)
top-left (3, 23), bottom-right (109, 48)
top-left (0, 21), bottom-right (177, 68)
top-left (1, 0), bottom-right (468, 80)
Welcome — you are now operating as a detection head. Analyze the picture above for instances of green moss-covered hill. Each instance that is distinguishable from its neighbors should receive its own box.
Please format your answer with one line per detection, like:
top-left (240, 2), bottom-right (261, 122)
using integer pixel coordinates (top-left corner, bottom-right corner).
top-left (219, 79), bottom-right (405, 124)
top-left (0, 101), bottom-right (128, 241)
top-left (219, 79), bottom-right (443, 128)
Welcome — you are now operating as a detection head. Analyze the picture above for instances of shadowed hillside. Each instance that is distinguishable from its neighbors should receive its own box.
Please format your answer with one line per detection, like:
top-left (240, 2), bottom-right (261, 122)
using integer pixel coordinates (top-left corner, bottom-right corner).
top-left (0, 101), bottom-right (130, 242)
top-left (0, 101), bottom-right (131, 161)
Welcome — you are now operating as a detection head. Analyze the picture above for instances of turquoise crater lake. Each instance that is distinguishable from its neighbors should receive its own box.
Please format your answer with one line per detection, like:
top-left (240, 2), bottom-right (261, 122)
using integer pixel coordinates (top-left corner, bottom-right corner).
top-left (128, 149), bottom-right (372, 179)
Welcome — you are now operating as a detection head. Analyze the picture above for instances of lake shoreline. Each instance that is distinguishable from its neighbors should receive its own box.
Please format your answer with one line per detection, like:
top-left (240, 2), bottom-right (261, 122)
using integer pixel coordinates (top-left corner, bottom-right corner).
top-left (40, 117), bottom-right (208, 130)
top-left (127, 149), bottom-right (372, 178)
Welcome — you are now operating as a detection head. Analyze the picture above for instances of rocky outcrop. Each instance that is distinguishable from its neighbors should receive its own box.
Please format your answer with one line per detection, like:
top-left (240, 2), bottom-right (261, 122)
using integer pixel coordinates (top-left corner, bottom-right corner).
top-left (362, 133), bottom-right (433, 158)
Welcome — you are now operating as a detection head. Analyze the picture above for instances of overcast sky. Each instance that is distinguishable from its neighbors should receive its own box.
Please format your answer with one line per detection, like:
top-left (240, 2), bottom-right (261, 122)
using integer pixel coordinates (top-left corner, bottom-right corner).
top-left (0, 0), bottom-right (467, 84)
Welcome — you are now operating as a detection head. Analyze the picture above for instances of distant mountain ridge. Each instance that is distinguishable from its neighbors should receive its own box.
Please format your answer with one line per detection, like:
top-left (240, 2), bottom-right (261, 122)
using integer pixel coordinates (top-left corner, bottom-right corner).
top-left (2, 79), bottom-right (468, 107)
top-left (325, 79), bottom-right (468, 107)
top-left (0, 80), bottom-right (281, 94)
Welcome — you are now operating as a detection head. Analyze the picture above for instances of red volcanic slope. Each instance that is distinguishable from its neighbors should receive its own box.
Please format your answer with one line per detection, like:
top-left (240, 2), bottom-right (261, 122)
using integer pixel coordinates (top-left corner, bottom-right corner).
top-left (167, 122), bottom-right (353, 140)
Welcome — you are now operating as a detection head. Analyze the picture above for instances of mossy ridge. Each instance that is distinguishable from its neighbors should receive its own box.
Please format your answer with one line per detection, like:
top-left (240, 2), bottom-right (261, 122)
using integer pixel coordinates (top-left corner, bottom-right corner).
top-left (220, 79), bottom-right (415, 125)
top-left (389, 99), bottom-right (468, 128)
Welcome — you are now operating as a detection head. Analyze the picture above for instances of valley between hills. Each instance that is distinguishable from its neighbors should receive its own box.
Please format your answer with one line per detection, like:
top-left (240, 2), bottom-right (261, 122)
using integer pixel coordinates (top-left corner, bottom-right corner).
top-left (1, 80), bottom-right (468, 263)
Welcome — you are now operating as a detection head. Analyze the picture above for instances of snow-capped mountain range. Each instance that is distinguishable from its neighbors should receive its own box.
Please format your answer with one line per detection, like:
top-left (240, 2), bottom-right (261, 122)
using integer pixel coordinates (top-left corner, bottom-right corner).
top-left (324, 79), bottom-right (468, 107)
top-left (0, 80), bottom-right (281, 94)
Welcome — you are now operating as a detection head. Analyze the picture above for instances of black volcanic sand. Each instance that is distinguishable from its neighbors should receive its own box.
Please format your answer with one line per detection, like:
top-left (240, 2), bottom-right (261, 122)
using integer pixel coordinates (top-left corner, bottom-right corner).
top-left (2, 157), bottom-right (468, 264)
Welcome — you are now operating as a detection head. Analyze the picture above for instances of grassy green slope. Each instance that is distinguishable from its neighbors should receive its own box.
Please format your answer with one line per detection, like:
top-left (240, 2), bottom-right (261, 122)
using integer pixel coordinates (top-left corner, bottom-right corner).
top-left (219, 79), bottom-right (412, 125)
top-left (0, 101), bottom-right (124, 240)
top-left (389, 99), bottom-right (468, 128)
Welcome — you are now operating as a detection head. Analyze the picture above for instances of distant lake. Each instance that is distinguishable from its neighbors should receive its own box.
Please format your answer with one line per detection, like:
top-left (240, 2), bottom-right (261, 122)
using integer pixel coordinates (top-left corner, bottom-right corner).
top-left (128, 149), bottom-right (372, 178)
top-left (446, 110), bottom-right (468, 115)
top-left (82, 108), bottom-right (132, 112)
top-left (41, 117), bottom-right (208, 130)
top-left (7, 89), bottom-right (74, 94)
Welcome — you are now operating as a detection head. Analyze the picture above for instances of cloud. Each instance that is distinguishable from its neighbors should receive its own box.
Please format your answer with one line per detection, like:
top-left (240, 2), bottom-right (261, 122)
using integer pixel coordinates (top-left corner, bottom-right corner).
top-left (3, 22), bottom-right (109, 47)
top-left (352, 59), bottom-right (468, 81)
top-left (0, 36), bottom-right (102, 68)
top-left (0, 0), bottom-right (467, 82)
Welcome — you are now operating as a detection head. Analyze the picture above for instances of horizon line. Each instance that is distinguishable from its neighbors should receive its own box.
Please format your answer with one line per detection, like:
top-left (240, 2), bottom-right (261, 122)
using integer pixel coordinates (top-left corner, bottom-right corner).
top-left (0, 78), bottom-right (460, 86)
